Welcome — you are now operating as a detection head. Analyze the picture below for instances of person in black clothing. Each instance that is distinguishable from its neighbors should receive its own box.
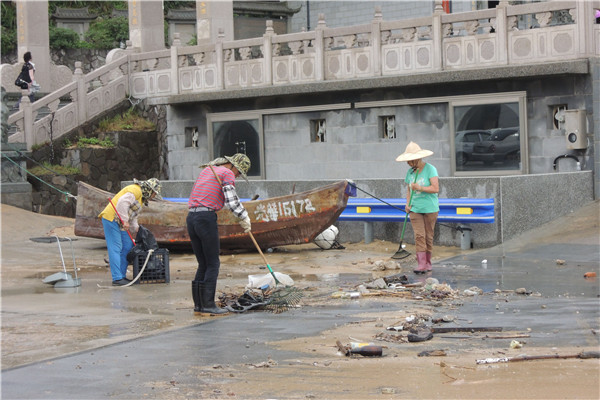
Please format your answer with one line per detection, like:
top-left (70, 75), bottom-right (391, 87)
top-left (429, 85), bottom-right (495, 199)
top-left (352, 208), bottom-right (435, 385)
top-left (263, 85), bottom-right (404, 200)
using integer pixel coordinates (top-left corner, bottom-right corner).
top-left (13, 51), bottom-right (35, 110)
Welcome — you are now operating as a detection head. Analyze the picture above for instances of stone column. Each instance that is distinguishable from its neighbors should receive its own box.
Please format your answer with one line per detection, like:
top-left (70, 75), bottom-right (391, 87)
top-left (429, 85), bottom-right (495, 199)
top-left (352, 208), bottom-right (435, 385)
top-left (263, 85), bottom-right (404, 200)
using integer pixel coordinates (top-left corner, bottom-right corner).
top-left (15, 0), bottom-right (50, 91)
top-left (129, 0), bottom-right (165, 52)
top-left (196, 0), bottom-right (234, 44)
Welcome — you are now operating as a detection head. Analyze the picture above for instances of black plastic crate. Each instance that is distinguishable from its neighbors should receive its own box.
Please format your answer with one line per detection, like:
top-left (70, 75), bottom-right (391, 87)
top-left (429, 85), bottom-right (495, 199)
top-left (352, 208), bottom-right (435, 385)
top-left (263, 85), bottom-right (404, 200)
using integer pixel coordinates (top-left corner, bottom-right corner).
top-left (132, 248), bottom-right (170, 284)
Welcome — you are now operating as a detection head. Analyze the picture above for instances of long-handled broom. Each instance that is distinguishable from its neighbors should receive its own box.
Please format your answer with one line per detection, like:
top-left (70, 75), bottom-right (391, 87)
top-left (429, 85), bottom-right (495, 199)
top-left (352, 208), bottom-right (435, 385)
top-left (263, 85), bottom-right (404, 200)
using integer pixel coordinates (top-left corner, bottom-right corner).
top-left (207, 165), bottom-right (303, 312)
top-left (391, 170), bottom-right (419, 260)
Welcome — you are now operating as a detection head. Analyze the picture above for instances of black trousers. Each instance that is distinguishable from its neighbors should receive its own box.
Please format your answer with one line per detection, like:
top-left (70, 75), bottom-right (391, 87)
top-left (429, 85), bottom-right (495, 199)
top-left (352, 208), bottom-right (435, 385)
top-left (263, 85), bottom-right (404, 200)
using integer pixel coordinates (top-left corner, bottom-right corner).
top-left (186, 211), bottom-right (220, 284)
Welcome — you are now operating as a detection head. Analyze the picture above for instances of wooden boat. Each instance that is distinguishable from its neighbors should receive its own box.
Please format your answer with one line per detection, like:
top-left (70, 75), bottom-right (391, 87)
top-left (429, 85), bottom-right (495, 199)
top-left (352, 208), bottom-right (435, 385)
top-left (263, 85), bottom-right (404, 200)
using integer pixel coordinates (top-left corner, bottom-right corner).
top-left (74, 180), bottom-right (353, 251)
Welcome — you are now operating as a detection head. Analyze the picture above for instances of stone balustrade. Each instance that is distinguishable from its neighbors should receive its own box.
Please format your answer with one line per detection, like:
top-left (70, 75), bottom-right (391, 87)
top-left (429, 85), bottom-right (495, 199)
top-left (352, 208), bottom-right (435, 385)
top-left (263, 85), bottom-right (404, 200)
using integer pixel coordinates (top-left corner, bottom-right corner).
top-left (5, 0), bottom-right (599, 150)
top-left (7, 50), bottom-right (130, 150)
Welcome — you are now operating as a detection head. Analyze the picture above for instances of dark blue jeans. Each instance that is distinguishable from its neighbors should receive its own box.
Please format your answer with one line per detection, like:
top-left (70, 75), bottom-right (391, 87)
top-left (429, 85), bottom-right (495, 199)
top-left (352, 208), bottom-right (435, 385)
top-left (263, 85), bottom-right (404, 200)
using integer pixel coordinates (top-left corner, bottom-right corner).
top-left (186, 211), bottom-right (220, 285)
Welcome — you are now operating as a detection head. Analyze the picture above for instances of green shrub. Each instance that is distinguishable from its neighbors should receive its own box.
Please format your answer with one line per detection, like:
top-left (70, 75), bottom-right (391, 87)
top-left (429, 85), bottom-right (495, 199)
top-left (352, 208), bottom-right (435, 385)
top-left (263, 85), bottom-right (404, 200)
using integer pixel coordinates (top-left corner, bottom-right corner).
top-left (187, 34), bottom-right (197, 46)
top-left (49, 26), bottom-right (82, 50)
top-left (0, 2), bottom-right (16, 56)
top-left (1, 27), bottom-right (16, 55)
top-left (84, 16), bottom-right (129, 49)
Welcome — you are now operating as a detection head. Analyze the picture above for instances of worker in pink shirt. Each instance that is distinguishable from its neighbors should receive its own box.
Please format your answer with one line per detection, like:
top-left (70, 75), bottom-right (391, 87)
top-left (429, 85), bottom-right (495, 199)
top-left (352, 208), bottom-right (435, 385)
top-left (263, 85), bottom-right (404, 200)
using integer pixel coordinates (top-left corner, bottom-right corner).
top-left (187, 154), bottom-right (251, 316)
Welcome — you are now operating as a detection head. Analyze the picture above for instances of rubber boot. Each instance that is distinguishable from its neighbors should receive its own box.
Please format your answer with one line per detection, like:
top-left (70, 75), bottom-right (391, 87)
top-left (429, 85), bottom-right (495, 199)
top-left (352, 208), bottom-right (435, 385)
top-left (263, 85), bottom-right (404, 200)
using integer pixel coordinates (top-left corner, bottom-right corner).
top-left (200, 283), bottom-right (228, 316)
top-left (425, 252), bottom-right (433, 271)
top-left (192, 280), bottom-right (202, 315)
top-left (413, 252), bottom-right (430, 274)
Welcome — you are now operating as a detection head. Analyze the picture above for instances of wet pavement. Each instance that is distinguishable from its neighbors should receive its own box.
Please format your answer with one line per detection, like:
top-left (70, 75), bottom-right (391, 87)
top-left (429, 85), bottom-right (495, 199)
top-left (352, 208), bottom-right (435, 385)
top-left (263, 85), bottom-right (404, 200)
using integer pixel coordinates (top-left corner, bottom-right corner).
top-left (1, 201), bottom-right (599, 399)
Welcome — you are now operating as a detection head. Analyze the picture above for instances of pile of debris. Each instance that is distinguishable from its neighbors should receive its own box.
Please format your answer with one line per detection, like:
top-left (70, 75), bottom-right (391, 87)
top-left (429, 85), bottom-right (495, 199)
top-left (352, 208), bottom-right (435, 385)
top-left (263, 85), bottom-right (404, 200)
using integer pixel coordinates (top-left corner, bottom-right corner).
top-left (331, 274), bottom-right (460, 301)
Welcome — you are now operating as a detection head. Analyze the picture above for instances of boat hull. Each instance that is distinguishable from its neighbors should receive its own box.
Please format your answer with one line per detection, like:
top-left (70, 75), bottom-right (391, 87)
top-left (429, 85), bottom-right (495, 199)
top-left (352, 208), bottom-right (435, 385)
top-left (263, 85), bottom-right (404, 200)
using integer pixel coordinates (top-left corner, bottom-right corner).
top-left (75, 181), bottom-right (351, 250)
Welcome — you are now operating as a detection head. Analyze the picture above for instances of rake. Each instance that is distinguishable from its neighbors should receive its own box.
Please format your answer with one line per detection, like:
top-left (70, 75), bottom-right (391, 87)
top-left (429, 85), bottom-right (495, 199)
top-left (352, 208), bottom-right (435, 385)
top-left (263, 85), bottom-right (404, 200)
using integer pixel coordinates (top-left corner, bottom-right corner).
top-left (248, 232), bottom-right (304, 313)
top-left (391, 169), bottom-right (420, 260)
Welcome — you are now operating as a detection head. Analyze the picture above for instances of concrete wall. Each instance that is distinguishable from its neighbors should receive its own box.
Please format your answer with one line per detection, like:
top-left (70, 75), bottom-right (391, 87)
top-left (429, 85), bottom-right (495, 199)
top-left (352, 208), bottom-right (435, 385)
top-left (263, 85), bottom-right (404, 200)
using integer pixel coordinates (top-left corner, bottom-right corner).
top-left (165, 73), bottom-right (594, 182)
top-left (146, 170), bottom-right (594, 249)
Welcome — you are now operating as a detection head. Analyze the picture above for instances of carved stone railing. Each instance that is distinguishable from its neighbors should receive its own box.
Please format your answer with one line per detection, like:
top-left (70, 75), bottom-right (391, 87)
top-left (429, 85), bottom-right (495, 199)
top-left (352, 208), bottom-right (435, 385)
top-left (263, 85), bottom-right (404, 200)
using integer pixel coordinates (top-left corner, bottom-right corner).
top-left (128, 0), bottom-right (597, 98)
top-left (7, 49), bottom-right (131, 149)
top-left (5, 0), bottom-right (599, 150)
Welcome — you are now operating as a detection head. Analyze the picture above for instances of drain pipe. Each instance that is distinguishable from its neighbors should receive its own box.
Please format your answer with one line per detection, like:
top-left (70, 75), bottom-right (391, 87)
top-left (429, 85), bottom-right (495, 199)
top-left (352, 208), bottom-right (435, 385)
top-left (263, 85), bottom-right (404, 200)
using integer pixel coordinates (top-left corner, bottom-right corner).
top-left (553, 154), bottom-right (580, 171)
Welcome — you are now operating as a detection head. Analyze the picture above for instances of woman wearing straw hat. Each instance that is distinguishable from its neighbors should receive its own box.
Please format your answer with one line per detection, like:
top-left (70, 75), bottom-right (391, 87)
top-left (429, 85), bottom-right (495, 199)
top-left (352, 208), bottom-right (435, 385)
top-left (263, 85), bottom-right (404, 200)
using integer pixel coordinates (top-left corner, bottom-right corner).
top-left (395, 142), bottom-right (439, 273)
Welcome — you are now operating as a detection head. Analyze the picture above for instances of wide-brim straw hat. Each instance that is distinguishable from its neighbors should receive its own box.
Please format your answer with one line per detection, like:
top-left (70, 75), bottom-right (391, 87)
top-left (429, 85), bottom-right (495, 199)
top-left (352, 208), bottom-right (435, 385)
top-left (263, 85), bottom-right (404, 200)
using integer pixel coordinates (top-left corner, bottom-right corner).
top-left (395, 141), bottom-right (434, 162)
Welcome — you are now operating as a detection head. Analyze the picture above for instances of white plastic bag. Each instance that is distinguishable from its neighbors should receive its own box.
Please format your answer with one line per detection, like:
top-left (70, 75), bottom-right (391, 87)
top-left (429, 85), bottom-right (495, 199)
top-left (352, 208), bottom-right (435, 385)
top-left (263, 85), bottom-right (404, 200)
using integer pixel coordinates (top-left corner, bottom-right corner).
top-left (247, 272), bottom-right (294, 289)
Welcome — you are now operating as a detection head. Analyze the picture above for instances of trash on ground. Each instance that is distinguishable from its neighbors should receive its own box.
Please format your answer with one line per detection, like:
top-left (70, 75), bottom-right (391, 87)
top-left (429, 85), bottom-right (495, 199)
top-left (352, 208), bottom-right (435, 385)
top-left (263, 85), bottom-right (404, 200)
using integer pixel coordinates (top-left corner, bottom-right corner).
top-left (331, 291), bottom-right (361, 299)
top-left (463, 286), bottom-right (483, 296)
top-left (407, 327), bottom-right (434, 342)
top-left (370, 259), bottom-right (400, 271)
top-left (584, 271), bottom-right (597, 278)
top-left (247, 272), bottom-right (294, 289)
top-left (220, 290), bottom-right (271, 313)
top-left (510, 340), bottom-right (524, 349)
top-left (432, 315), bottom-right (456, 323)
top-left (432, 326), bottom-right (502, 333)
top-left (314, 225), bottom-right (345, 250)
top-left (386, 325), bottom-right (404, 332)
top-left (336, 340), bottom-right (383, 357)
top-left (364, 277), bottom-right (387, 289)
top-left (476, 350), bottom-right (600, 364)
top-left (220, 286), bottom-right (302, 313)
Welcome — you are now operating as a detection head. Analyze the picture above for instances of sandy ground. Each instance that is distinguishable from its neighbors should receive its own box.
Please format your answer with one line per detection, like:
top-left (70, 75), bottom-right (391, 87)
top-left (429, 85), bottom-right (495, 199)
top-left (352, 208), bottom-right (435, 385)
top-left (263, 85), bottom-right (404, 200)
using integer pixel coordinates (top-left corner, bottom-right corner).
top-left (1, 203), bottom-right (599, 399)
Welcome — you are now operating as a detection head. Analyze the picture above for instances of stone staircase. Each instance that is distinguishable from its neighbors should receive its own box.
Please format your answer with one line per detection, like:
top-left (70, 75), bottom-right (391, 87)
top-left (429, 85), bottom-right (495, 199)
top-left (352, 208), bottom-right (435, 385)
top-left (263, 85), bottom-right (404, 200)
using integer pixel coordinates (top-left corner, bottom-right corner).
top-left (6, 92), bottom-right (72, 136)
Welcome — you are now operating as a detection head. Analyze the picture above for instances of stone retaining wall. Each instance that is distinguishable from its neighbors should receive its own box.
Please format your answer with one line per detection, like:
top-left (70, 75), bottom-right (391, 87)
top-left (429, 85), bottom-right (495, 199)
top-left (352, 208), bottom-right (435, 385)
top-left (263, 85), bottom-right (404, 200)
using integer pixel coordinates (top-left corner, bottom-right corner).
top-left (30, 130), bottom-right (160, 218)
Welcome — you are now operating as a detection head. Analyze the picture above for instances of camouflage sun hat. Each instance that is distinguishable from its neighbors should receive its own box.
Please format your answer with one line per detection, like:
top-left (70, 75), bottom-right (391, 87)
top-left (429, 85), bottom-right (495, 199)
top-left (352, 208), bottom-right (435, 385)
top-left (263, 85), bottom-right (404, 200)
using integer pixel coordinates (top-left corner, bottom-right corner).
top-left (224, 153), bottom-right (251, 180)
top-left (135, 178), bottom-right (162, 202)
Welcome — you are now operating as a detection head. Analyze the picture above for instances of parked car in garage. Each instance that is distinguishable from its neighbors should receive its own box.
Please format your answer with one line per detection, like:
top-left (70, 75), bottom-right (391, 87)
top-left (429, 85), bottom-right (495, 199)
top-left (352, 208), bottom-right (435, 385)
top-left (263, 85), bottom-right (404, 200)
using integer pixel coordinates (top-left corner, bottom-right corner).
top-left (455, 130), bottom-right (492, 165)
top-left (471, 127), bottom-right (520, 165)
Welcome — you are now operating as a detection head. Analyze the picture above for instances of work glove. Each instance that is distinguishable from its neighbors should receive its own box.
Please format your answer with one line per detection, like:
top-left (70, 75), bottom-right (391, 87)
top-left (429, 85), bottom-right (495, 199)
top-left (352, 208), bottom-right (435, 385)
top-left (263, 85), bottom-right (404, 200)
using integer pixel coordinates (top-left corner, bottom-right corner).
top-left (240, 216), bottom-right (251, 233)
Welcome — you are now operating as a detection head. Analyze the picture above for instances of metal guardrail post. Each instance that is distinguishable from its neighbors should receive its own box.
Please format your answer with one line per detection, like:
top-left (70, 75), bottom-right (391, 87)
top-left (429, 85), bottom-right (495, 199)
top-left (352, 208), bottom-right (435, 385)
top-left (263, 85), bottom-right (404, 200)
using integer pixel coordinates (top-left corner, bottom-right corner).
top-left (364, 221), bottom-right (373, 244)
top-left (459, 226), bottom-right (472, 250)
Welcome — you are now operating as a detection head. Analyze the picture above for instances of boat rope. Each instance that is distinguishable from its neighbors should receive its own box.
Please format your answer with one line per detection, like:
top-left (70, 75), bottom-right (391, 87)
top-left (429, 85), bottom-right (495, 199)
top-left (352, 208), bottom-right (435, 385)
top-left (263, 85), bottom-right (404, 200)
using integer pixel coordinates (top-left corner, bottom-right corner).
top-left (1, 153), bottom-right (77, 202)
top-left (349, 183), bottom-right (456, 231)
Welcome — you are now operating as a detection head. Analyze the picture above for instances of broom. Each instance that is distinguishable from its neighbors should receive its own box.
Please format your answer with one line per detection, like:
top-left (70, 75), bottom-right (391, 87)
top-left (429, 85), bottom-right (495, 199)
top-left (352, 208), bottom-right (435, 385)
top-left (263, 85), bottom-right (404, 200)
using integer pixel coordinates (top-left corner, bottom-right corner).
top-left (207, 165), bottom-right (303, 312)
